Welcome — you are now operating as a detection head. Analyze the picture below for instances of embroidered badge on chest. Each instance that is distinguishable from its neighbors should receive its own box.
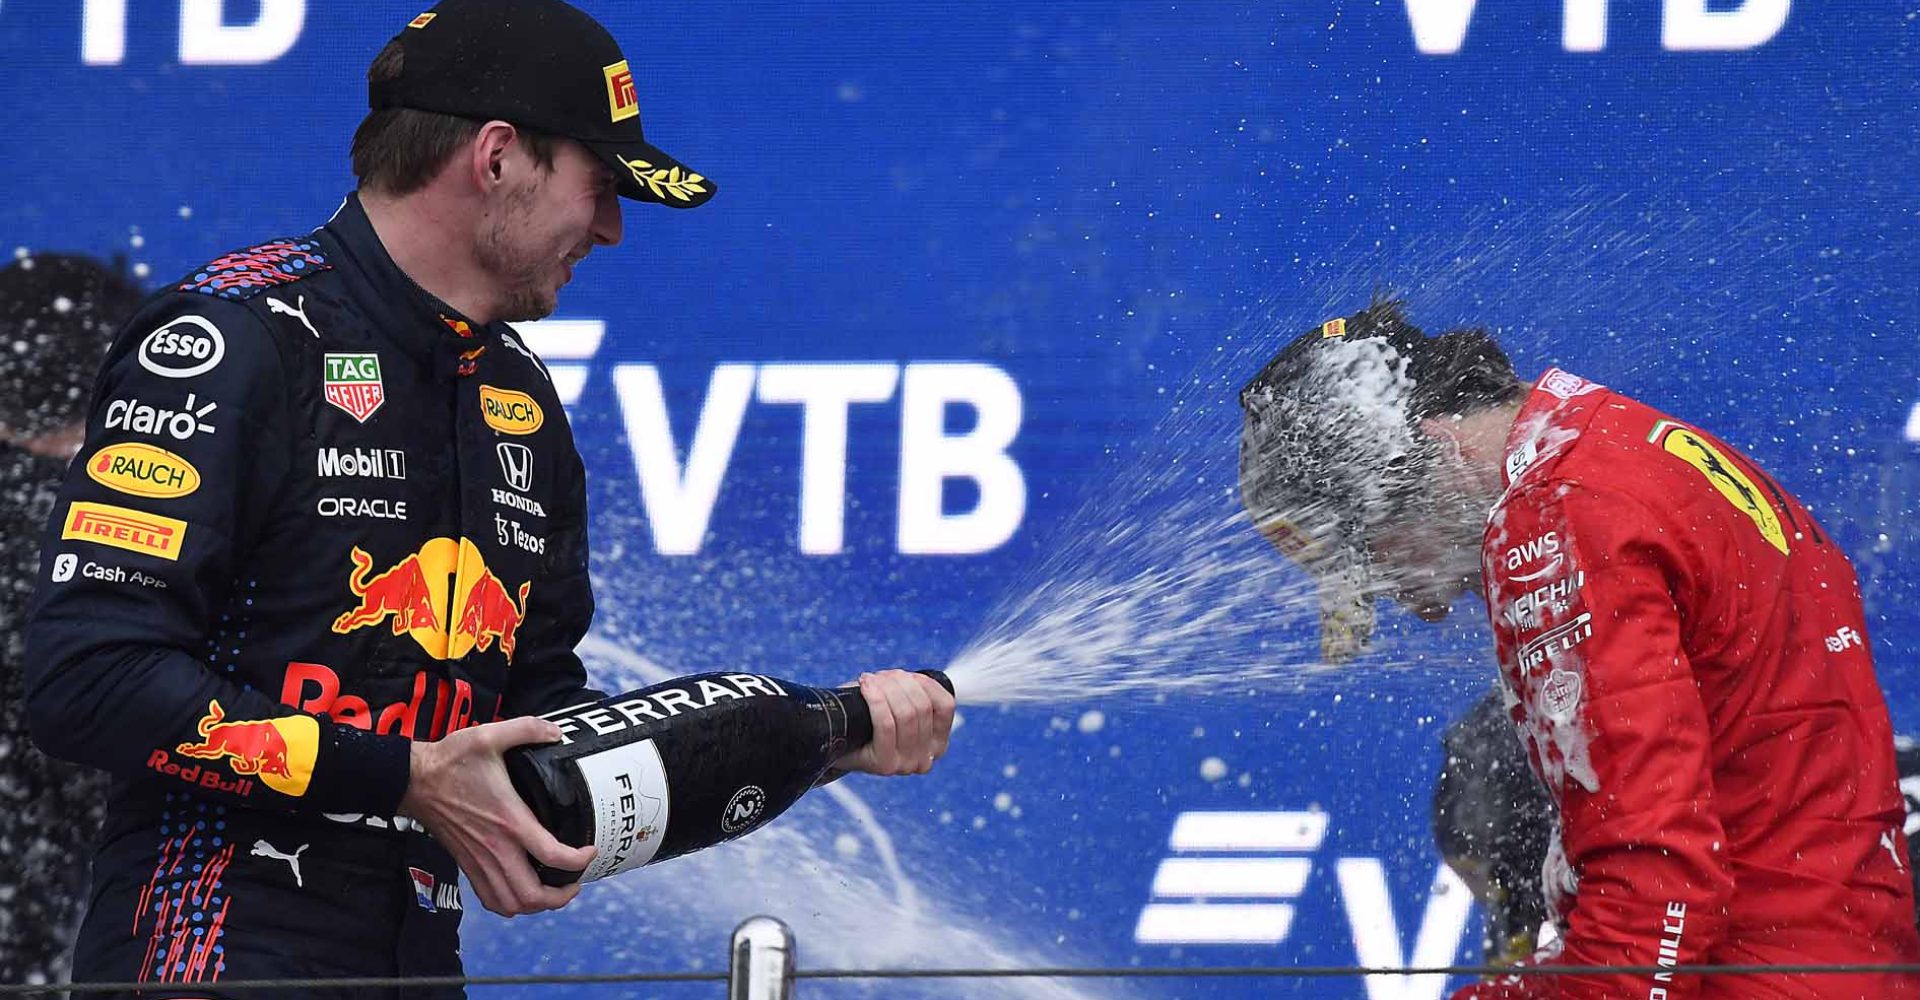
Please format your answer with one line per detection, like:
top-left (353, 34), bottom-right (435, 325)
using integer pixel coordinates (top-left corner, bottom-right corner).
top-left (323, 353), bottom-right (386, 423)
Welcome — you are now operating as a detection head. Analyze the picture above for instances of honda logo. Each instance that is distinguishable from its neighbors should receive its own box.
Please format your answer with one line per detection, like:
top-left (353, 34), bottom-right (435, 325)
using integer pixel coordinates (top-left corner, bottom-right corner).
top-left (497, 443), bottom-right (533, 492)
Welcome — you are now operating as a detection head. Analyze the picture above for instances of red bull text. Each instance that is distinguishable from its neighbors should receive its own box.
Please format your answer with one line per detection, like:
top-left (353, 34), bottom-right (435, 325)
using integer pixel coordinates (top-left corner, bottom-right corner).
top-left (280, 660), bottom-right (478, 740)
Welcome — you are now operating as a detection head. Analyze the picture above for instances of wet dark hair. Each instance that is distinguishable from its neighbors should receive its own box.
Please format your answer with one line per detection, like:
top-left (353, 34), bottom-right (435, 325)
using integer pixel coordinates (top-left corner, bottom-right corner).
top-left (1242, 296), bottom-right (1524, 422)
top-left (1237, 294), bottom-right (1525, 553)
top-left (0, 254), bottom-right (144, 437)
top-left (350, 40), bottom-right (560, 196)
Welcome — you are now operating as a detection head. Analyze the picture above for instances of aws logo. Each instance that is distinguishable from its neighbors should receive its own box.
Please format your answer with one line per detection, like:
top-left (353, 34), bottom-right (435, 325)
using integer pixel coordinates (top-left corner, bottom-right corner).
top-left (1651, 420), bottom-right (1788, 555)
top-left (479, 385), bottom-right (543, 436)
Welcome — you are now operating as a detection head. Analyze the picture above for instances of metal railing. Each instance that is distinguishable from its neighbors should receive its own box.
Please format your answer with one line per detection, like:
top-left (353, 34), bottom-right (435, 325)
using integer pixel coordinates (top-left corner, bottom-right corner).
top-left (6, 918), bottom-right (1918, 997)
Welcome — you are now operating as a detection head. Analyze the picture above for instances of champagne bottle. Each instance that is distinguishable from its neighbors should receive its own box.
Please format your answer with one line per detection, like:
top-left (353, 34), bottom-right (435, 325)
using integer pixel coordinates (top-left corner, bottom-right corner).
top-left (505, 669), bottom-right (954, 886)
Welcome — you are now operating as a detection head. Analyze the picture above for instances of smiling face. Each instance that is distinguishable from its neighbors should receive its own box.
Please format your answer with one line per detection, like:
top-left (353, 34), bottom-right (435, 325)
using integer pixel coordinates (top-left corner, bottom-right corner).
top-left (474, 136), bottom-right (623, 322)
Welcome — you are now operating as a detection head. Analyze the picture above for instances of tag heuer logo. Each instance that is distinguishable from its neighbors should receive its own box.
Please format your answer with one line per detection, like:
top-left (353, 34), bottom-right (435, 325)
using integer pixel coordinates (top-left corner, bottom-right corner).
top-left (323, 353), bottom-right (386, 423)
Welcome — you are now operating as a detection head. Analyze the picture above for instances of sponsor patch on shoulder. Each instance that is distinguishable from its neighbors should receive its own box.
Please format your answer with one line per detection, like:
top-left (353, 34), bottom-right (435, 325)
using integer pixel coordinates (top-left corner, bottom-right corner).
top-left (88, 443), bottom-right (200, 499)
top-left (1649, 420), bottom-right (1788, 554)
top-left (138, 316), bottom-right (226, 379)
top-left (61, 501), bottom-right (187, 560)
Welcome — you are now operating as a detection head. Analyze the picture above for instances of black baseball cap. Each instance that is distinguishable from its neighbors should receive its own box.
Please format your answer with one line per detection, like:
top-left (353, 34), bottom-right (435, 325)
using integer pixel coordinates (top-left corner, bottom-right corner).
top-left (371, 0), bottom-right (714, 208)
top-left (1236, 301), bottom-right (1447, 664)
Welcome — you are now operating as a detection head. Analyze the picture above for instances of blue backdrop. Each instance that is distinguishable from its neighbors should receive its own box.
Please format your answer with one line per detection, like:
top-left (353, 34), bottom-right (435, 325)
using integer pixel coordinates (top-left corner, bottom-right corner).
top-left (4, 2), bottom-right (1915, 997)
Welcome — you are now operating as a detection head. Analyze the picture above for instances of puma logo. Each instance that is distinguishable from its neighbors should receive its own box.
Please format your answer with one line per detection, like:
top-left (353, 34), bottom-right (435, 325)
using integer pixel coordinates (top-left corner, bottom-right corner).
top-left (252, 839), bottom-right (309, 887)
top-left (266, 295), bottom-right (320, 338)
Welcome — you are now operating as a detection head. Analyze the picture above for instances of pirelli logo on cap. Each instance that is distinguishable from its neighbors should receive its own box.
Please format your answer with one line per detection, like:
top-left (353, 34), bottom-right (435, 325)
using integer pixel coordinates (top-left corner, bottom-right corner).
top-left (1320, 318), bottom-right (1348, 339)
top-left (408, 12), bottom-right (436, 29)
top-left (605, 60), bottom-right (639, 123)
top-left (62, 501), bottom-right (188, 561)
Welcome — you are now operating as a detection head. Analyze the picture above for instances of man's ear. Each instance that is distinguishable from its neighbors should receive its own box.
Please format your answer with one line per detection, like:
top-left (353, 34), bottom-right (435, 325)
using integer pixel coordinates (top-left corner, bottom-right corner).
top-left (467, 120), bottom-right (520, 193)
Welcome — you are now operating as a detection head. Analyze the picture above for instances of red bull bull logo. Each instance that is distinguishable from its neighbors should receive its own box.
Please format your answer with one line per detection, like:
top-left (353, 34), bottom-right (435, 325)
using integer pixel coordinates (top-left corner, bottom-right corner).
top-left (331, 538), bottom-right (531, 662)
top-left (174, 700), bottom-right (317, 797)
top-left (332, 546), bottom-right (441, 638)
top-left (456, 567), bottom-right (531, 661)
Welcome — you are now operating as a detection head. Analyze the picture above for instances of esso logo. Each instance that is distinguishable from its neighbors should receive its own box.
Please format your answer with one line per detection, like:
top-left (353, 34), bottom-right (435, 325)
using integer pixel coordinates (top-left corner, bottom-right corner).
top-left (138, 316), bottom-right (226, 379)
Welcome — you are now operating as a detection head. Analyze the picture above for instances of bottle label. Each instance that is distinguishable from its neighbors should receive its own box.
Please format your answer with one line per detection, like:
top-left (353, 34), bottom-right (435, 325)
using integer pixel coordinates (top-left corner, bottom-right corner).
top-left (574, 738), bottom-right (673, 882)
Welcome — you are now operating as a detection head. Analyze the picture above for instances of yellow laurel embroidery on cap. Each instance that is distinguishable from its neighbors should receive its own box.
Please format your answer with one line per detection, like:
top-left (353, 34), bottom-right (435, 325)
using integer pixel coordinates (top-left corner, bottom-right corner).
top-left (407, 12), bottom-right (436, 28)
top-left (1320, 318), bottom-right (1348, 338)
top-left (618, 155), bottom-right (708, 202)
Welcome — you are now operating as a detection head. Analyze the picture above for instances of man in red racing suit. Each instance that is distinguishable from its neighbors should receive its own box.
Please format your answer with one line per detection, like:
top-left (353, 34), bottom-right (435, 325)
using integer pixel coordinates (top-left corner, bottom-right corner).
top-left (1237, 300), bottom-right (1919, 999)
top-left (1460, 368), bottom-right (1919, 998)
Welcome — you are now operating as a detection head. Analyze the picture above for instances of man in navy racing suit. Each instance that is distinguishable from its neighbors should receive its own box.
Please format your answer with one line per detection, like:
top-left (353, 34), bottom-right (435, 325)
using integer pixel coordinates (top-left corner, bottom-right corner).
top-left (23, 2), bottom-right (956, 996)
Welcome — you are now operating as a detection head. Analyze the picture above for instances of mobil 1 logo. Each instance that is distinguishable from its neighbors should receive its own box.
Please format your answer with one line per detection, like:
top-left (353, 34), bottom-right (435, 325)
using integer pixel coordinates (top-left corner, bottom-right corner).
top-left (139, 316), bottom-right (226, 379)
top-left (317, 447), bottom-right (406, 481)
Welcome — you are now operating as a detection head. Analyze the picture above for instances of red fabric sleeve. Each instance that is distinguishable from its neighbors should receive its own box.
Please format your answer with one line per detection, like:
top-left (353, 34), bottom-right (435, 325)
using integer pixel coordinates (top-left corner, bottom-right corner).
top-left (1481, 480), bottom-right (1735, 999)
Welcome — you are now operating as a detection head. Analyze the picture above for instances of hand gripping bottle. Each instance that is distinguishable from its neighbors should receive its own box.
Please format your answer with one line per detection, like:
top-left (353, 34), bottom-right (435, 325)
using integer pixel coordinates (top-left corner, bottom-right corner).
top-left (505, 669), bottom-right (953, 886)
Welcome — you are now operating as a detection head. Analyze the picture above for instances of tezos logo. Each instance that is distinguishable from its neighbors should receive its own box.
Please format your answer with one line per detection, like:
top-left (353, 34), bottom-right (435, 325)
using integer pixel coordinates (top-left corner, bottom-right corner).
top-left (721, 785), bottom-right (767, 834)
top-left (138, 316), bottom-right (226, 379)
top-left (480, 385), bottom-right (543, 435)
